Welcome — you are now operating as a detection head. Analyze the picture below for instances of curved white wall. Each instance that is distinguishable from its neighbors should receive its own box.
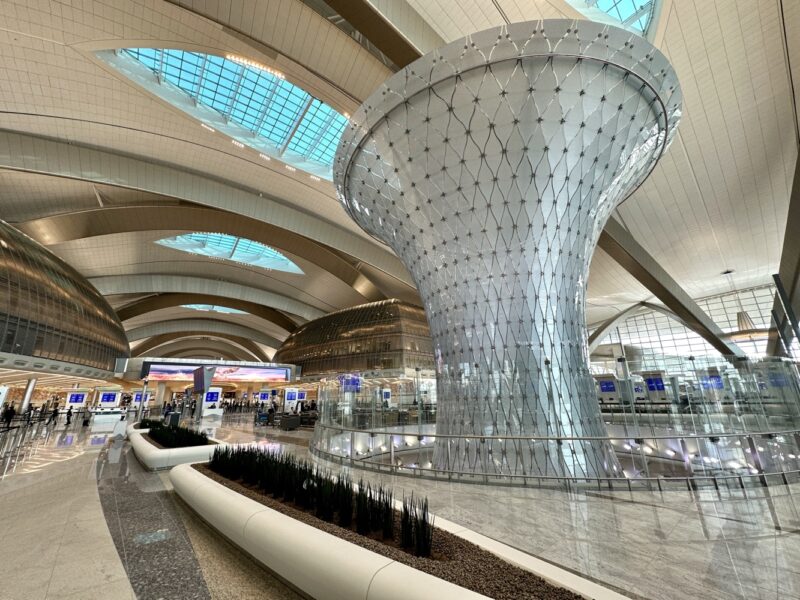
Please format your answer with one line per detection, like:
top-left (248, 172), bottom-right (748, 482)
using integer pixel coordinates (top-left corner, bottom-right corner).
top-left (170, 463), bottom-right (489, 600)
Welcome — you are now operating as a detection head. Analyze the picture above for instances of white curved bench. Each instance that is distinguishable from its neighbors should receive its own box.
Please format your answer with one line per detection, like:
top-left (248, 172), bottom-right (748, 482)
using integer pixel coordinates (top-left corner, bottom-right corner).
top-left (130, 431), bottom-right (221, 471)
top-left (170, 463), bottom-right (489, 600)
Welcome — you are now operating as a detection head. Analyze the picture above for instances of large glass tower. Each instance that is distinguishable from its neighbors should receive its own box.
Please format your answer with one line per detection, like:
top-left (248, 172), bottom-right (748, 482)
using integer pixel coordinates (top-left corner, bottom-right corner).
top-left (335, 20), bottom-right (682, 479)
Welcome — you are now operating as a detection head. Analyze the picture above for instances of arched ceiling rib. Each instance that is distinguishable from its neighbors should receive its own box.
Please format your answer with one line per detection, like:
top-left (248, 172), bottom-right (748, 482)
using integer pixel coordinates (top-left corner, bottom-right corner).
top-left (126, 318), bottom-right (281, 350)
top-left (138, 337), bottom-right (264, 362)
top-left (0, 132), bottom-right (414, 290)
top-left (17, 205), bottom-right (390, 303)
top-left (90, 274), bottom-right (324, 322)
top-left (116, 294), bottom-right (297, 334)
top-left (167, 349), bottom-right (240, 361)
top-left (132, 332), bottom-right (269, 361)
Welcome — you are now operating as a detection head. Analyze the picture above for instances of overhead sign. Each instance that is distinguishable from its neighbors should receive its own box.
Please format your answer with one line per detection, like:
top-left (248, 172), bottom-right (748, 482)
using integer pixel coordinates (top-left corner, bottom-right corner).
top-left (142, 362), bottom-right (291, 383)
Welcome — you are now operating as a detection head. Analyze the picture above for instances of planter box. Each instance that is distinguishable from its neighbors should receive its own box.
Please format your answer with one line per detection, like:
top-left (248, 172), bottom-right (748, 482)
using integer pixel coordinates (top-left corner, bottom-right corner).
top-left (126, 423), bottom-right (148, 438)
top-left (130, 431), bottom-right (221, 471)
top-left (171, 465), bottom-right (631, 600)
top-left (170, 464), bottom-right (489, 600)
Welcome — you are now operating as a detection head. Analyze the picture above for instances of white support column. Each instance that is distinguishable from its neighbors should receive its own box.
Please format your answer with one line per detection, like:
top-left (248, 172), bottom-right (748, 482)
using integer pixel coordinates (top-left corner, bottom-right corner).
top-left (19, 378), bottom-right (37, 413)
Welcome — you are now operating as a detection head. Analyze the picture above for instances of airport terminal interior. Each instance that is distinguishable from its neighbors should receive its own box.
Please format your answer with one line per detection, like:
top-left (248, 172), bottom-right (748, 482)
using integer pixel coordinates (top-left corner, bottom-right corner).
top-left (1, 0), bottom-right (800, 599)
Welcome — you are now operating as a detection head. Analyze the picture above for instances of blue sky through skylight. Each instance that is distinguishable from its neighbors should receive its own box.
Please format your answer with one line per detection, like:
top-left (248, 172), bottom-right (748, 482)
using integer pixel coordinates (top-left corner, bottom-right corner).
top-left (182, 304), bottom-right (248, 315)
top-left (571, 0), bottom-right (655, 34)
top-left (121, 49), bottom-right (349, 178)
top-left (156, 232), bottom-right (304, 274)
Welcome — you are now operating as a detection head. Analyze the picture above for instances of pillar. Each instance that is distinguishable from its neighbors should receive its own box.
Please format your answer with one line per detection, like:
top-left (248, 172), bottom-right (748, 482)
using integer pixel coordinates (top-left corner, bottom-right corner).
top-left (19, 378), bottom-right (37, 413)
top-left (334, 20), bottom-right (682, 478)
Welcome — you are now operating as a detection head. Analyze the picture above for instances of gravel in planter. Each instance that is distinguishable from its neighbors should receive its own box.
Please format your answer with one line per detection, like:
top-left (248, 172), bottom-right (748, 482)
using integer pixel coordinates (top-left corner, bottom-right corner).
top-left (195, 464), bottom-right (583, 600)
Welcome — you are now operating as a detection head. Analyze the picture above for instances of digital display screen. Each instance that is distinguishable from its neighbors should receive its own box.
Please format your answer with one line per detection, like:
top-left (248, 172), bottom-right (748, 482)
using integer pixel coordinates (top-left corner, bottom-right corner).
top-left (68, 393), bottom-right (85, 404)
top-left (297, 391), bottom-right (306, 401)
top-left (259, 392), bottom-right (270, 400)
top-left (339, 375), bottom-right (361, 393)
top-left (100, 392), bottom-right (117, 403)
top-left (286, 391), bottom-right (297, 401)
top-left (204, 391), bottom-right (220, 403)
top-left (142, 362), bottom-right (290, 383)
top-left (57, 435), bottom-right (74, 447)
top-left (383, 390), bottom-right (391, 400)
top-left (599, 381), bottom-right (616, 393)
top-left (646, 377), bottom-right (665, 391)
top-left (768, 372), bottom-right (789, 388)
top-left (700, 375), bottom-right (724, 390)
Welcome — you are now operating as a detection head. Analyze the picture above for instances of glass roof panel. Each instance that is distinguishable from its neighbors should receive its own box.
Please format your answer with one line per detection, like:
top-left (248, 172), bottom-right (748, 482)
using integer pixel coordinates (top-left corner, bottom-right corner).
top-left (118, 48), bottom-right (348, 178)
top-left (182, 304), bottom-right (248, 315)
top-left (156, 232), bottom-right (304, 274)
top-left (569, 0), bottom-right (655, 35)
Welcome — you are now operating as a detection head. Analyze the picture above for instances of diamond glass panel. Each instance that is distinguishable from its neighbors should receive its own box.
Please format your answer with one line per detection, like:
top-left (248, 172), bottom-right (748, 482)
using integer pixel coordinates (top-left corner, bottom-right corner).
top-left (155, 233), bottom-right (303, 274)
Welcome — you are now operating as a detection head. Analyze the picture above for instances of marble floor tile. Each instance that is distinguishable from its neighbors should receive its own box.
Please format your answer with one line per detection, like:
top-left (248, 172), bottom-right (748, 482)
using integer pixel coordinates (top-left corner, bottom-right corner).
top-left (46, 578), bottom-right (136, 600)
top-left (0, 566), bottom-right (53, 600)
top-left (46, 557), bottom-right (129, 598)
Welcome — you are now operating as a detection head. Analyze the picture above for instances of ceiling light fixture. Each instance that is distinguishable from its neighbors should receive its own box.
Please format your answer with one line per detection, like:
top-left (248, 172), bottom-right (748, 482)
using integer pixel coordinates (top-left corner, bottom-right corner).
top-left (225, 54), bottom-right (284, 79)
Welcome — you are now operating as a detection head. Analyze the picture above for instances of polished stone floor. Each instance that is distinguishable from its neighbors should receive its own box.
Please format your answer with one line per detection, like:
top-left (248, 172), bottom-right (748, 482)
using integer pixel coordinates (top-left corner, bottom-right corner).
top-left (2, 413), bottom-right (798, 599)
top-left (0, 417), bottom-right (300, 600)
top-left (210, 416), bottom-right (800, 600)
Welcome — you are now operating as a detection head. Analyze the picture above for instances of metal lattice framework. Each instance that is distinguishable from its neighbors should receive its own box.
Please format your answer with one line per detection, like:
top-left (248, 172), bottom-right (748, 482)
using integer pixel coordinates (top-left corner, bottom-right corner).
top-left (335, 20), bottom-right (682, 478)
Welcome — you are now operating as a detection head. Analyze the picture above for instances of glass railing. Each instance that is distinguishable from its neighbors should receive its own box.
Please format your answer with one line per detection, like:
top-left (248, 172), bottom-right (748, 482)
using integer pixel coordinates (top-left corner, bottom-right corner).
top-left (310, 356), bottom-right (800, 490)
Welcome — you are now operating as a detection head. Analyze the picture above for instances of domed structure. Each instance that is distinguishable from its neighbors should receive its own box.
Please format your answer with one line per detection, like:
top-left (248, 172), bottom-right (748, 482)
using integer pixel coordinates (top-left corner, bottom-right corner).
top-left (0, 219), bottom-right (129, 372)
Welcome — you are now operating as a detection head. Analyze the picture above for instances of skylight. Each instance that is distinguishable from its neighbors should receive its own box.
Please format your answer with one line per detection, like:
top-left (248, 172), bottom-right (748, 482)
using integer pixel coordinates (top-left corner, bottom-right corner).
top-left (156, 233), bottom-right (304, 274)
top-left (568, 0), bottom-right (655, 35)
top-left (105, 49), bottom-right (349, 179)
top-left (182, 304), bottom-right (248, 315)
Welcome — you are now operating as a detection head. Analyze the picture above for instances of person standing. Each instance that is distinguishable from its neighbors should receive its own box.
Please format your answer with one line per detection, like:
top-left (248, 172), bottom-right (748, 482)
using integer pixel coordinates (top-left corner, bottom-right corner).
top-left (65, 406), bottom-right (73, 426)
top-left (25, 403), bottom-right (34, 424)
top-left (47, 406), bottom-right (59, 425)
top-left (2, 404), bottom-right (16, 429)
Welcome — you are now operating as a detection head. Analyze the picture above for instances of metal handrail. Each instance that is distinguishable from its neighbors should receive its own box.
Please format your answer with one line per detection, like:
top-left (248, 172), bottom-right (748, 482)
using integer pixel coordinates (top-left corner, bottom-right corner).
top-left (313, 422), bottom-right (800, 442)
top-left (310, 446), bottom-right (800, 488)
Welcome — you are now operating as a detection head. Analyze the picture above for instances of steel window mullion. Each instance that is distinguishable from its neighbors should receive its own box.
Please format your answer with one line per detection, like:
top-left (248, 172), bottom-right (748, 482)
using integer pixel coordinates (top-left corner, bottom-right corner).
top-left (622, 2), bottom-right (653, 28)
top-left (222, 67), bottom-right (246, 121)
top-left (156, 49), bottom-right (165, 84)
top-left (252, 78), bottom-right (281, 134)
top-left (304, 110), bottom-right (338, 158)
top-left (279, 96), bottom-right (314, 156)
top-left (192, 54), bottom-right (209, 105)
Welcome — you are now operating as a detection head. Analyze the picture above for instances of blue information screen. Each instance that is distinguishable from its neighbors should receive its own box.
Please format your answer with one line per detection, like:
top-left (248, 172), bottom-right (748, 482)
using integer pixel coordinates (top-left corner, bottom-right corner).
top-left (701, 375), bottom-right (724, 390)
top-left (768, 372), bottom-right (789, 388)
top-left (68, 393), bottom-right (85, 404)
top-left (599, 381), bottom-right (616, 393)
top-left (286, 390), bottom-right (297, 401)
top-left (646, 377), bottom-right (665, 392)
top-left (100, 393), bottom-right (117, 403)
top-left (383, 390), bottom-right (391, 400)
top-left (205, 391), bottom-right (220, 402)
top-left (297, 391), bottom-right (306, 400)
top-left (259, 392), bottom-right (270, 400)
top-left (339, 375), bottom-right (361, 393)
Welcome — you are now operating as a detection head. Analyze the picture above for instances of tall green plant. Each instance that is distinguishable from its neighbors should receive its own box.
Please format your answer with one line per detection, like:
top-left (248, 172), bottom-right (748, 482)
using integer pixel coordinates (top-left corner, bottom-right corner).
top-left (355, 480), bottom-right (370, 535)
